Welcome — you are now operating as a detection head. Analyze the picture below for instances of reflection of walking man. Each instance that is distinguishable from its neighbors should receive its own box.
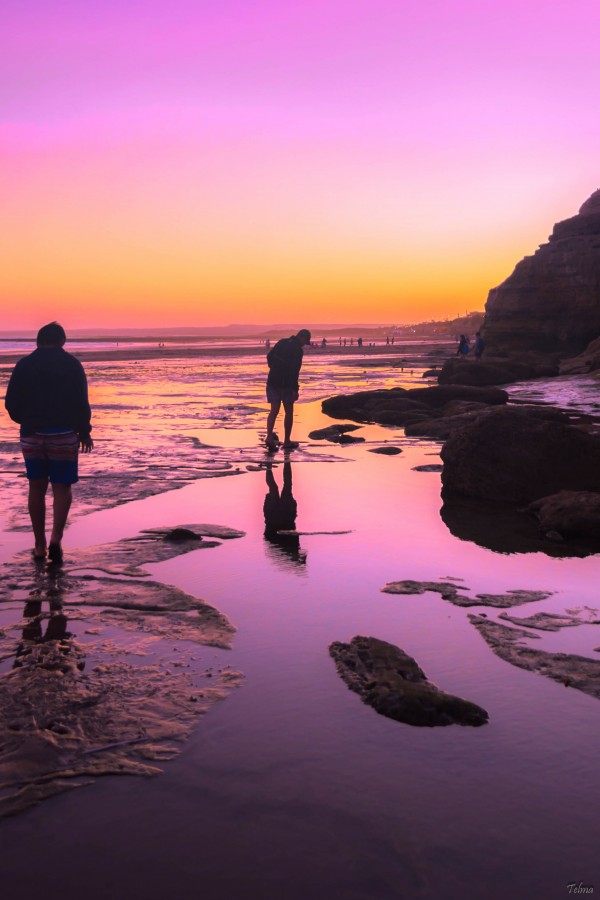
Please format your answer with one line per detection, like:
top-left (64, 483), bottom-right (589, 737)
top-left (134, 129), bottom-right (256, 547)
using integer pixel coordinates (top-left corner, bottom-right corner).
top-left (5, 322), bottom-right (93, 564)
top-left (265, 329), bottom-right (311, 452)
top-left (263, 462), bottom-right (306, 567)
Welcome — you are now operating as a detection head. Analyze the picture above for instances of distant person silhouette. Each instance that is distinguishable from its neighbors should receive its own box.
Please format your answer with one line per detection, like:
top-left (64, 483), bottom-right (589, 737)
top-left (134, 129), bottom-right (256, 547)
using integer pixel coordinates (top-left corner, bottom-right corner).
top-left (5, 321), bottom-right (94, 564)
top-left (263, 462), bottom-right (306, 568)
top-left (457, 334), bottom-right (470, 356)
top-left (264, 328), bottom-right (311, 451)
top-left (473, 331), bottom-right (485, 359)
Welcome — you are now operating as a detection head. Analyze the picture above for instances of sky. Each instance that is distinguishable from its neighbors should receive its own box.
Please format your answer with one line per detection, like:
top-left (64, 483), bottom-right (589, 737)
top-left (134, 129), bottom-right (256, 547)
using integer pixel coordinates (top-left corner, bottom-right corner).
top-left (1, 0), bottom-right (598, 329)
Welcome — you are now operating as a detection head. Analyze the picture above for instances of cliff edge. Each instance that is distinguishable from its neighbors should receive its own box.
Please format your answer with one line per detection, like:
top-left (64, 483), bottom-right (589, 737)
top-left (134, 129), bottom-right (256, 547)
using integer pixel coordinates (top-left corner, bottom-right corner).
top-left (483, 189), bottom-right (600, 356)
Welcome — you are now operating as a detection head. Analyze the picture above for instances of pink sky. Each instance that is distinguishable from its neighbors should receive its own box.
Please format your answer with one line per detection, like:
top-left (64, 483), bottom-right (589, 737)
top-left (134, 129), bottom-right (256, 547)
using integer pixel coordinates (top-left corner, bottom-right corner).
top-left (1, 0), bottom-right (598, 327)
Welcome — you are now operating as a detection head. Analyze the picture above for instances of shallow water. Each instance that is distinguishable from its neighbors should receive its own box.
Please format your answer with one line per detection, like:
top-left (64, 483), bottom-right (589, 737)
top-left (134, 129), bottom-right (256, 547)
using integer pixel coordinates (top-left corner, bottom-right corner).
top-left (0, 350), bottom-right (598, 899)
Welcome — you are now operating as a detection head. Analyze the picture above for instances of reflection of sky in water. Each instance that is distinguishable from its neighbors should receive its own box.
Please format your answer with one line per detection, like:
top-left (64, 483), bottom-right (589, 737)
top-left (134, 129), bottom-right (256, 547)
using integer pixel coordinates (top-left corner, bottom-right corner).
top-left (0, 352), bottom-right (427, 530)
top-left (0, 351), bottom-right (599, 898)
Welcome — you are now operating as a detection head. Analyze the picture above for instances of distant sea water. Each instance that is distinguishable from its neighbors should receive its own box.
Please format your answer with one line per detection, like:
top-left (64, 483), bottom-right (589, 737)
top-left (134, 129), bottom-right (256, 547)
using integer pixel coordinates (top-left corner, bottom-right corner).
top-left (0, 338), bottom-right (267, 354)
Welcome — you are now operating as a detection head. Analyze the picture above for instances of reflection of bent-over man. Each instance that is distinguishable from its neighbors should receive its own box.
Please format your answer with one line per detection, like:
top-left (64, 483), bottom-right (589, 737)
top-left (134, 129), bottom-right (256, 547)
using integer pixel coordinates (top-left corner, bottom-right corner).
top-left (263, 462), bottom-right (306, 568)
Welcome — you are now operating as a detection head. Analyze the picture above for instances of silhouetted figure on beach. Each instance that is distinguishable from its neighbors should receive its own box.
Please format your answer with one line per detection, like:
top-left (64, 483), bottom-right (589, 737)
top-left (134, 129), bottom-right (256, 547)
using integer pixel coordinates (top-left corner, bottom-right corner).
top-left (457, 334), bottom-right (470, 356)
top-left (263, 462), bottom-right (306, 567)
top-left (357, 337), bottom-right (363, 347)
top-left (473, 332), bottom-right (485, 359)
top-left (264, 328), bottom-right (311, 451)
top-left (5, 322), bottom-right (93, 564)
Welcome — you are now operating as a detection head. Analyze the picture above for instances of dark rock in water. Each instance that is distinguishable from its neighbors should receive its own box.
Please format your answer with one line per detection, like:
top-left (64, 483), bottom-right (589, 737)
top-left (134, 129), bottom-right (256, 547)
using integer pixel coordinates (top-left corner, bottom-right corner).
top-left (526, 491), bottom-right (600, 539)
top-left (437, 357), bottom-right (553, 387)
top-left (336, 433), bottom-right (365, 444)
top-left (412, 464), bottom-right (443, 472)
top-left (407, 385), bottom-right (508, 408)
top-left (142, 523), bottom-right (245, 541)
top-left (469, 615), bottom-right (600, 701)
top-left (382, 579), bottom-right (551, 608)
top-left (321, 384), bottom-right (507, 428)
top-left (308, 424), bottom-right (362, 440)
top-left (368, 446), bottom-right (403, 455)
top-left (441, 406), bottom-right (600, 503)
top-left (483, 190), bottom-right (600, 356)
top-left (162, 528), bottom-right (204, 542)
top-left (498, 609), bottom-right (600, 632)
top-left (382, 579), bottom-right (468, 601)
top-left (329, 635), bottom-right (488, 727)
top-left (472, 590), bottom-right (552, 608)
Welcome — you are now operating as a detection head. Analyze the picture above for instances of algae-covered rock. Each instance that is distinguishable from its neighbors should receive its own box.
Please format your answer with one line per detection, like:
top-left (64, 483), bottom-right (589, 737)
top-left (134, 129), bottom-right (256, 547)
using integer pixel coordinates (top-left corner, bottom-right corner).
top-left (469, 615), bottom-right (600, 701)
top-left (329, 635), bottom-right (488, 727)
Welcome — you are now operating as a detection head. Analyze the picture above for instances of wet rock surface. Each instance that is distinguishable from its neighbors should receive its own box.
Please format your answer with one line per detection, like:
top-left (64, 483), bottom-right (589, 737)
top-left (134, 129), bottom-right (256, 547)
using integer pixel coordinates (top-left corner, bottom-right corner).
top-left (560, 336), bottom-right (600, 375)
top-left (329, 635), bottom-right (488, 727)
top-left (498, 608), bottom-right (600, 632)
top-left (469, 615), bottom-right (600, 701)
top-left (321, 384), bottom-right (508, 429)
top-left (368, 446), bottom-right (403, 455)
top-left (0, 524), bottom-right (244, 818)
top-left (308, 424), bottom-right (362, 441)
top-left (382, 580), bottom-right (552, 608)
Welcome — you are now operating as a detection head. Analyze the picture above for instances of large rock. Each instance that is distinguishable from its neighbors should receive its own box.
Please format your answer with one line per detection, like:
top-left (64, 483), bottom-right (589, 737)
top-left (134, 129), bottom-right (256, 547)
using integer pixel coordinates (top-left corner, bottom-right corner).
top-left (483, 190), bottom-right (600, 355)
top-left (437, 357), bottom-right (555, 386)
top-left (329, 635), bottom-right (488, 727)
top-left (559, 336), bottom-right (600, 375)
top-left (441, 406), bottom-right (600, 503)
top-left (321, 384), bottom-right (508, 427)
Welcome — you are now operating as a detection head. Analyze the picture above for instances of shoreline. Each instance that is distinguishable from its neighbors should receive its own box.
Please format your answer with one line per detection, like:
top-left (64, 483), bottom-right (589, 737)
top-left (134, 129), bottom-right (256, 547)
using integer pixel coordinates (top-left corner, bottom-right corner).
top-left (0, 339), bottom-right (454, 367)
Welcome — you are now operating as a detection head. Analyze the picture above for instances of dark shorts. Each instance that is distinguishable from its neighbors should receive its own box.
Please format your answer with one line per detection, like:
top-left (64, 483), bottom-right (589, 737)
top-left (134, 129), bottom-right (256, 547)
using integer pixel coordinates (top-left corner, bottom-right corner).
top-left (21, 432), bottom-right (79, 484)
top-left (266, 385), bottom-right (297, 404)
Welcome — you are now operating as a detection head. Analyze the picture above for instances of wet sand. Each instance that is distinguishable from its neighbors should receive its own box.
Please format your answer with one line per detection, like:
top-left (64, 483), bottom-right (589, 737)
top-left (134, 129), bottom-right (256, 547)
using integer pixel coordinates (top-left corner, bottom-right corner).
top-left (0, 344), bottom-right (598, 899)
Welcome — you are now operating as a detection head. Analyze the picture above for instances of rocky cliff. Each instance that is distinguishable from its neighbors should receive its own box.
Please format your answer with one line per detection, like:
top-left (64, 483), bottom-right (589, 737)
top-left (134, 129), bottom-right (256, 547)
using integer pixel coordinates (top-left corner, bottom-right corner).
top-left (483, 189), bottom-right (600, 355)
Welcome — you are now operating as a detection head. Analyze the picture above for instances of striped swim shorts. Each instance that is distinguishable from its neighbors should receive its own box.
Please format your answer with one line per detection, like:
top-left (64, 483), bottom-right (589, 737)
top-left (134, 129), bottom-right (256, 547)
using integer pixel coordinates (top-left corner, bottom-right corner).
top-left (21, 431), bottom-right (79, 484)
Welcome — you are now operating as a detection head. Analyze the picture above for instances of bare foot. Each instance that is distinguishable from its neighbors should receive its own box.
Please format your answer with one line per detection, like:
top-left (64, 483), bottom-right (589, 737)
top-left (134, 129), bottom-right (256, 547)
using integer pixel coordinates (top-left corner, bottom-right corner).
top-left (48, 543), bottom-right (63, 565)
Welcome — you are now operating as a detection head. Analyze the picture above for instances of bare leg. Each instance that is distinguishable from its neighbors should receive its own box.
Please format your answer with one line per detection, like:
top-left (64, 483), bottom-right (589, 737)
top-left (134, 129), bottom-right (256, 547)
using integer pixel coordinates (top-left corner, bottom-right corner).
top-left (266, 400), bottom-right (281, 444)
top-left (50, 483), bottom-right (72, 546)
top-left (282, 400), bottom-right (295, 444)
top-left (28, 477), bottom-right (48, 556)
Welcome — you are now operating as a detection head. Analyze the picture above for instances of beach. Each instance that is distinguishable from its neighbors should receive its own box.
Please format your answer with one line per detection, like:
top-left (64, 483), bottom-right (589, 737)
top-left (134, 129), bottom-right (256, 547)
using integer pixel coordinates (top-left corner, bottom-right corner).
top-left (0, 340), bottom-right (598, 899)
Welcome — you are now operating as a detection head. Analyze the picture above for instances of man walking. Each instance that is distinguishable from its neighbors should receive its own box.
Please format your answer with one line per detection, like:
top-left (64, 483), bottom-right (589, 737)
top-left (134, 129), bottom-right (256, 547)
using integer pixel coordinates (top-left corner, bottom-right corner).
top-left (265, 328), bottom-right (311, 451)
top-left (5, 322), bottom-right (93, 563)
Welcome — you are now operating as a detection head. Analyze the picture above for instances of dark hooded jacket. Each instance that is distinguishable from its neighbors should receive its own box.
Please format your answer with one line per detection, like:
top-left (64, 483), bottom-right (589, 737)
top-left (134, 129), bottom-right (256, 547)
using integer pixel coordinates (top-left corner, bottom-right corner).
top-left (5, 347), bottom-right (92, 439)
top-left (266, 336), bottom-right (304, 391)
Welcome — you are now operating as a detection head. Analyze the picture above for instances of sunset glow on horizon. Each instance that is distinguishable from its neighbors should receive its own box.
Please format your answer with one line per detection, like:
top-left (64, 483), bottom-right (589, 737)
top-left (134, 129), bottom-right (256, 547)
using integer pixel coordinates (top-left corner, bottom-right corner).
top-left (1, 0), bottom-right (598, 329)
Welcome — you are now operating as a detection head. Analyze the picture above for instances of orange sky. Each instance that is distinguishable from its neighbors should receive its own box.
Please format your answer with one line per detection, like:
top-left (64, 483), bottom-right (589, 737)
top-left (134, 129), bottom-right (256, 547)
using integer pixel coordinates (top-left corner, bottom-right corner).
top-left (2, 2), bottom-right (598, 328)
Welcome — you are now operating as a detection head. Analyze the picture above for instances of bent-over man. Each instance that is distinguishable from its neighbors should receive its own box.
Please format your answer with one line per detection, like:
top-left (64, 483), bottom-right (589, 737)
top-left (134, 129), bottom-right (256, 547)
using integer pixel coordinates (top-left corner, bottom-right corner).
top-left (265, 329), bottom-right (311, 451)
top-left (5, 321), bottom-right (93, 563)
